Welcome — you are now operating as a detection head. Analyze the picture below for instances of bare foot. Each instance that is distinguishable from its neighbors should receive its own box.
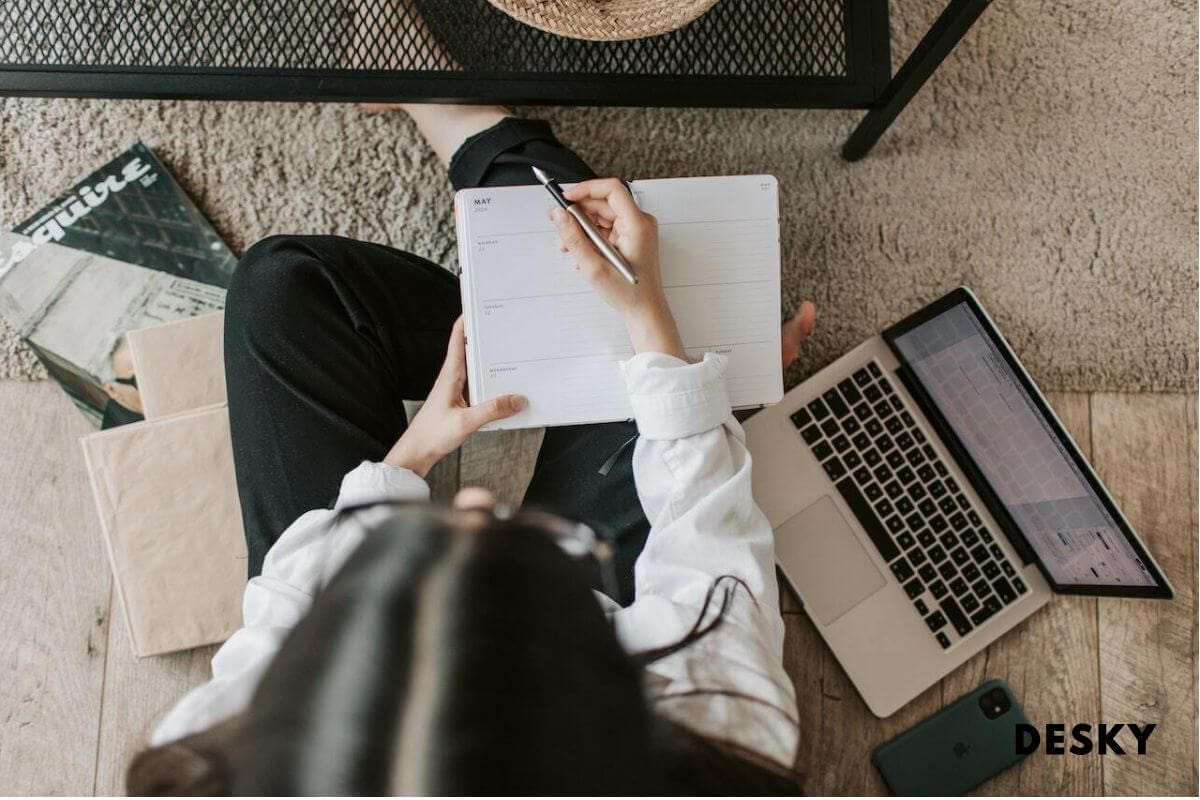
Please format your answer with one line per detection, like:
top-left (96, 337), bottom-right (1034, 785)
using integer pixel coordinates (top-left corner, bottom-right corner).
top-left (781, 301), bottom-right (817, 371)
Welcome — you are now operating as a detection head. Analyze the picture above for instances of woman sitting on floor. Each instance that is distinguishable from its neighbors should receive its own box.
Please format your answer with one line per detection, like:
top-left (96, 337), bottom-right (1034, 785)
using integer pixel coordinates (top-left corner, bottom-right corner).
top-left (127, 103), bottom-right (817, 795)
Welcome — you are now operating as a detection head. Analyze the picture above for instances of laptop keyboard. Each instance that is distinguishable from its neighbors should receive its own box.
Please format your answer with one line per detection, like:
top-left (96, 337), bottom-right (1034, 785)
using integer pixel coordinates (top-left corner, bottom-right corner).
top-left (789, 360), bottom-right (1028, 650)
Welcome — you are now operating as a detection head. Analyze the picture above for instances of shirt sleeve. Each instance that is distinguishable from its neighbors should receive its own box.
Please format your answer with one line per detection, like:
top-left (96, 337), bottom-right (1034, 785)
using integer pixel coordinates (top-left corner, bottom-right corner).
top-left (610, 352), bottom-right (798, 767)
top-left (149, 461), bottom-right (428, 745)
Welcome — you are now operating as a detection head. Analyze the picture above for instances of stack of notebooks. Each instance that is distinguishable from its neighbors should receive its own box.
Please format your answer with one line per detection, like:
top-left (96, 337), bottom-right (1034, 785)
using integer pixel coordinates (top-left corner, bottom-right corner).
top-left (80, 312), bottom-right (246, 657)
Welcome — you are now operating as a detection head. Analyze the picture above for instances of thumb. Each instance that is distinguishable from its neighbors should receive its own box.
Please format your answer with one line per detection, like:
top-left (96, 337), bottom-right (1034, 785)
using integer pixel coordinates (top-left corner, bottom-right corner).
top-left (462, 394), bottom-right (527, 430)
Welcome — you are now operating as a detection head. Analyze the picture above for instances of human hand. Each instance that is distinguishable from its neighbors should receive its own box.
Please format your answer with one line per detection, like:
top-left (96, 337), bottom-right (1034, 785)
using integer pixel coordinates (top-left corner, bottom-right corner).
top-left (781, 301), bottom-right (817, 371)
top-left (384, 317), bottom-right (525, 477)
top-left (549, 178), bottom-right (686, 359)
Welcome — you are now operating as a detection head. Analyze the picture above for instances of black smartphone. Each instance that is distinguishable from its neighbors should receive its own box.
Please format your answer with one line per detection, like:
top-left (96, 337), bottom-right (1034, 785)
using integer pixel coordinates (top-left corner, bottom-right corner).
top-left (872, 680), bottom-right (1030, 796)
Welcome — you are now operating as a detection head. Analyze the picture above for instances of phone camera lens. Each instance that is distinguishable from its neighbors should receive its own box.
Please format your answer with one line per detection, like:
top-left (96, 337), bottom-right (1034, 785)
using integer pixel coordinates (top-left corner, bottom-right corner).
top-left (979, 687), bottom-right (1010, 719)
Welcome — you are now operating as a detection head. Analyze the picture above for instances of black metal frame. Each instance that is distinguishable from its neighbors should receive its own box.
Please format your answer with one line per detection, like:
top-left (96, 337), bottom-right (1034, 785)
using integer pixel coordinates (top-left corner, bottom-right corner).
top-left (844, 0), bottom-right (993, 160)
top-left (0, 0), bottom-right (992, 159)
top-left (0, 67), bottom-right (881, 107)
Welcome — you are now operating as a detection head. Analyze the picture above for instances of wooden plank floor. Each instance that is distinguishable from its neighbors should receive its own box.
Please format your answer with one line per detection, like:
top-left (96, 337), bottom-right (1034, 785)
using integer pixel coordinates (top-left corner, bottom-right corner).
top-left (0, 382), bottom-right (1195, 795)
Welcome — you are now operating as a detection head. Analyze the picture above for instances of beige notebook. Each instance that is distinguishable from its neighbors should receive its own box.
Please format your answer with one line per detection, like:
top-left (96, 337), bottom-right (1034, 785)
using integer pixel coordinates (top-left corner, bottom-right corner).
top-left (80, 404), bottom-right (247, 657)
top-left (126, 311), bottom-right (226, 419)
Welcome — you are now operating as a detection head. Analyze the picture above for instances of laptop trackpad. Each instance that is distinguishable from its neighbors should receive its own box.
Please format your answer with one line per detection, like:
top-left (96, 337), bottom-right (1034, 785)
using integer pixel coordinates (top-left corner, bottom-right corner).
top-left (777, 496), bottom-right (886, 625)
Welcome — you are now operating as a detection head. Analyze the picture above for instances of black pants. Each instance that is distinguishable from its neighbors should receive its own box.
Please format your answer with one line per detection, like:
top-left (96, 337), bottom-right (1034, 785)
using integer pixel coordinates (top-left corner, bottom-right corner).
top-left (224, 118), bottom-right (650, 605)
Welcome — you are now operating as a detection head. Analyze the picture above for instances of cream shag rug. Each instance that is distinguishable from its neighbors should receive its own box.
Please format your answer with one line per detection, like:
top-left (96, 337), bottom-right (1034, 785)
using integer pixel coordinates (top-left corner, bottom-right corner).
top-left (0, 0), bottom-right (1195, 391)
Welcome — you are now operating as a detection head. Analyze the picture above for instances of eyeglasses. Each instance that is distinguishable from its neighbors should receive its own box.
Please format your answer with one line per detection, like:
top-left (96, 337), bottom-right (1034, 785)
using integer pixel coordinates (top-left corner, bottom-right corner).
top-left (337, 499), bottom-right (621, 601)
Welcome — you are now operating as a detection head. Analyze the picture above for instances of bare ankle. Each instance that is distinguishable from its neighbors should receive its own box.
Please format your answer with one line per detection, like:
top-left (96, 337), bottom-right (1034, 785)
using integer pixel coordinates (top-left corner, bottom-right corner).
top-left (403, 104), bottom-right (511, 167)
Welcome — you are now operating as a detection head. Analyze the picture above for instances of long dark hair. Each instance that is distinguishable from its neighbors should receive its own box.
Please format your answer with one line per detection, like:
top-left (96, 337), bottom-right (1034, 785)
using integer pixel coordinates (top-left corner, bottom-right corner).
top-left (127, 506), bottom-right (803, 795)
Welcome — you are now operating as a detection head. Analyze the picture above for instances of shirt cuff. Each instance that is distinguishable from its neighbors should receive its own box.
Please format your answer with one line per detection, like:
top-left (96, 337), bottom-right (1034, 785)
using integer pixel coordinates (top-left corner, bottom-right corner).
top-left (334, 461), bottom-right (430, 509)
top-left (618, 351), bottom-right (732, 440)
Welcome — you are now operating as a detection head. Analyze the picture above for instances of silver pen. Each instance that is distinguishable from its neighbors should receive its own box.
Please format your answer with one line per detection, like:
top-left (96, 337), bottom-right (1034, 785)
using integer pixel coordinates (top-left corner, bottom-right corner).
top-left (532, 166), bottom-right (638, 285)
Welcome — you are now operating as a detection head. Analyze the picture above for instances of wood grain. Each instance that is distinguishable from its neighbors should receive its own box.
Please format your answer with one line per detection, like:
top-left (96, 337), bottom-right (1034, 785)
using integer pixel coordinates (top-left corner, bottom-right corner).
top-left (814, 632), bottom-right (943, 795)
top-left (424, 450), bottom-right (460, 503)
top-left (0, 382), bottom-right (110, 795)
top-left (780, 611), bottom-right (825, 785)
top-left (1092, 394), bottom-right (1197, 796)
top-left (948, 393), bottom-right (1103, 796)
top-left (458, 428), bottom-right (543, 507)
top-left (778, 576), bottom-right (804, 614)
top-left (780, 569), bottom-right (940, 793)
top-left (92, 640), bottom-right (218, 795)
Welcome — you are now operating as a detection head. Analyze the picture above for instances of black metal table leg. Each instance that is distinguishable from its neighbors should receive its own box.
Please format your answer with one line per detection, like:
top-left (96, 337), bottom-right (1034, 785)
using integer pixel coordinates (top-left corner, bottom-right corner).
top-left (842, 0), bottom-right (993, 161)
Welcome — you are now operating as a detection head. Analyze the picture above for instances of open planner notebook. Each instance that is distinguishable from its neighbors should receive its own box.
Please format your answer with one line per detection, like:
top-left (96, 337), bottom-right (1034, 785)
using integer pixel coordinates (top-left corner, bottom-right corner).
top-left (456, 175), bottom-right (782, 430)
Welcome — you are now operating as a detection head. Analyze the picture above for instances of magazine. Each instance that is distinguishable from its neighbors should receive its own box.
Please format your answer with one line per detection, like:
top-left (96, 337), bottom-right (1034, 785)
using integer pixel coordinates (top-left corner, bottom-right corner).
top-left (10, 141), bottom-right (236, 288)
top-left (0, 143), bottom-right (235, 427)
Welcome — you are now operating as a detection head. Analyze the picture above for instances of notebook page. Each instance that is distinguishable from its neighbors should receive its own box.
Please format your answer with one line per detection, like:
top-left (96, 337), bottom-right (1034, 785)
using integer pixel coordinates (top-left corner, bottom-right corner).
top-left (457, 175), bottom-right (781, 430)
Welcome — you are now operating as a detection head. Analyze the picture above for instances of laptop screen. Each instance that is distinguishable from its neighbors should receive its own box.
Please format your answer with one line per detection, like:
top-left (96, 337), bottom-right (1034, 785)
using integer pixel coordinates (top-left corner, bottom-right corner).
top-left (889, 299), bottom-right (1160, 591)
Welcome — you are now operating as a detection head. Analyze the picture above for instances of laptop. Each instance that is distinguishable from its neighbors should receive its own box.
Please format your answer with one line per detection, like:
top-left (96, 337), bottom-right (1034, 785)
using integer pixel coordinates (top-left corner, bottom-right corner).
top-left (744, 287), bottom-right (1173, 717)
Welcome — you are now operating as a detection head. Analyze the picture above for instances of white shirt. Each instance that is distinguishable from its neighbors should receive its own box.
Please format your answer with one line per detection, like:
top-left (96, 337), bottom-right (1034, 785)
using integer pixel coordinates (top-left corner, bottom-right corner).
top-left (152, 352), bottom-right (799, 768)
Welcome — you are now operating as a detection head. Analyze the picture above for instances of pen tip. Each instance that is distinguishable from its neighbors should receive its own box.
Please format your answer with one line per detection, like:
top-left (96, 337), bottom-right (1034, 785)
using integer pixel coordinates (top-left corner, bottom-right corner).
top-left (531, 166), bottom-right (550, 184)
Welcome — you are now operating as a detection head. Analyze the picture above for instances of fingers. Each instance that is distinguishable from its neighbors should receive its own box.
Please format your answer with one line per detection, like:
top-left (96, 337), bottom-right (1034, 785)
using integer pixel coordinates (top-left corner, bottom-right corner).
top-left (550, 208), bottom-right (610, 277)
top-left (461, 393), bottom-right (526, 430)
top-left (435, 317), bottom-right (467, 380)
top-left (551, 201), bottom-right (612, 253)
top-left (563, 178), bottom-right (641, 219)
top-left (569, 197), bottom-right (616, 225)
top-left (781, 301), bottom-right (817, 371)
top-left (785, 301), bottom-right (817, 338)
top-left (452, 486), bottom-right (497, 511)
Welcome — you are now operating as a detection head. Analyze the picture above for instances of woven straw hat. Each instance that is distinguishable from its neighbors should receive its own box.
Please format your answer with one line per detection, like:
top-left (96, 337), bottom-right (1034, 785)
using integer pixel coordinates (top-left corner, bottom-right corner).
top-left (486, 0), bottom-right (722, 41)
